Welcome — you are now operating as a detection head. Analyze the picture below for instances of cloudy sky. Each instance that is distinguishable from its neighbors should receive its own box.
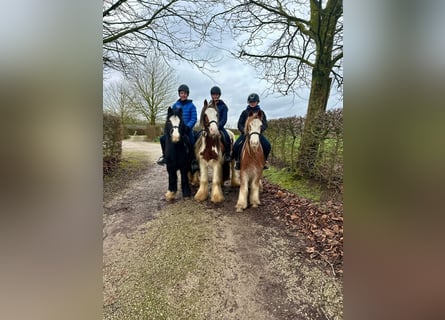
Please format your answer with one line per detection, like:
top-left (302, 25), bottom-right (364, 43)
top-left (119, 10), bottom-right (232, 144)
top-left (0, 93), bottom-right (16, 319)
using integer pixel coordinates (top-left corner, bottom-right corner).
top-left (169, 55), bottom-right (342, 128)
top-left (103, 20), bottom-right (343, 128)
top-left (105, 54), bottom-right (343, 129)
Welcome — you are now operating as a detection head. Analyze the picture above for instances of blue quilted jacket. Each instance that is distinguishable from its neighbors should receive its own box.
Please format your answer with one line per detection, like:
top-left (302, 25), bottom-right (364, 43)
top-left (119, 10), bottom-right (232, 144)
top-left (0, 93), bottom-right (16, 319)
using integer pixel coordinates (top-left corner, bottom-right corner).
top-left (172, 99), bottom-right (197, 130)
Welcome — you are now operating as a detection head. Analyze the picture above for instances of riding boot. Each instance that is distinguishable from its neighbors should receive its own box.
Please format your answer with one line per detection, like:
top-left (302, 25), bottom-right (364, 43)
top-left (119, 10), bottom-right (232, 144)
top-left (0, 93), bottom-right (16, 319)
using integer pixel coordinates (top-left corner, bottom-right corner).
top-left (157, 136), bottom-right (166, 165)
top-left (157, 156), bottom-right (166, 165)
top-left (235, 158), bottom-right (240, 170)
top-left (191, 159), bottom-right (199, 173)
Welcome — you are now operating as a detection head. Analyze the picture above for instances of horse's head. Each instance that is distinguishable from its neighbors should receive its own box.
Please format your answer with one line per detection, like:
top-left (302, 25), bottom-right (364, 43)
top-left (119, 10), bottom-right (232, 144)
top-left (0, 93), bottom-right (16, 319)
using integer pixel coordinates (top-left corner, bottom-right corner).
top-left (200, 99), bottom-right (220, 137)
top-left (166, 107), bottom-right (184, 143)
top-left (245, 110), bottom-right (263, 148)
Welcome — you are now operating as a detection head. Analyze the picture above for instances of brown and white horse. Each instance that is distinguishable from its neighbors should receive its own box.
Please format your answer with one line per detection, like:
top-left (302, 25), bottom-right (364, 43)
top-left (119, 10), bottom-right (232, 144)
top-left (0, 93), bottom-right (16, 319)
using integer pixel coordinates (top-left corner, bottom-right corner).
top-left (193, 99), bottom-right (237, 203)
top-left (235, 110), bottom-right (265, 212)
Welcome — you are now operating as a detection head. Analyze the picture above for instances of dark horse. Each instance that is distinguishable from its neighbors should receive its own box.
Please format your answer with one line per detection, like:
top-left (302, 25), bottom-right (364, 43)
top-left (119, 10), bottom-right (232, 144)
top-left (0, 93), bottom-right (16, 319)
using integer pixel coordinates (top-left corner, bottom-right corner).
top-left (163, 107), bottom-right (192, 201)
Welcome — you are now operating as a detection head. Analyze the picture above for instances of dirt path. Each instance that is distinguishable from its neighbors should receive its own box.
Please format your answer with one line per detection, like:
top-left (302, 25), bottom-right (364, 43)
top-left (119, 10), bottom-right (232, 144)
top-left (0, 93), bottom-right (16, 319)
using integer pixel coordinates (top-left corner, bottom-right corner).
top-left (103, 140), bottom-right (343, 320)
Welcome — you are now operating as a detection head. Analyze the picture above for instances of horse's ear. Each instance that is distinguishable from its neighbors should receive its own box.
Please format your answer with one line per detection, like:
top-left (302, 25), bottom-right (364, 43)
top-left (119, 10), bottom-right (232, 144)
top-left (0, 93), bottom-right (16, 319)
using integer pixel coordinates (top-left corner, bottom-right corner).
top-left (248, 110), bottom-right (254, 117)
top-left (177, 107), bottom-right (183, 118)
top-left (167, 106), bottom-right (173, 116)
top-left (204, 99), bottom-right (208, 108)
top-left (257, 110), bottom-right (263, 119)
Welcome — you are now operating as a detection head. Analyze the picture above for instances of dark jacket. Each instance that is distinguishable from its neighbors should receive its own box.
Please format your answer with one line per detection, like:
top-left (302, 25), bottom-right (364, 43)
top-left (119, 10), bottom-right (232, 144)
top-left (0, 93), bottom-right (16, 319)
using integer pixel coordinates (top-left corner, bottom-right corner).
top-left (237, 105), bottom-right (268, 135)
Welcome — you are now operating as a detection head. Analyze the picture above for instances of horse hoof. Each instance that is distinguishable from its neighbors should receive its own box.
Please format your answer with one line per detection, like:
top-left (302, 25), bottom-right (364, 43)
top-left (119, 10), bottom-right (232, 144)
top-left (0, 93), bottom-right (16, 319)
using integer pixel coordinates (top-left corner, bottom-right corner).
top-left (210, 196), bottom-right (224, 203)
top-left (194, 195), bottom-right (206, 202)
top-left (165, 191), bottom-right (176, 201)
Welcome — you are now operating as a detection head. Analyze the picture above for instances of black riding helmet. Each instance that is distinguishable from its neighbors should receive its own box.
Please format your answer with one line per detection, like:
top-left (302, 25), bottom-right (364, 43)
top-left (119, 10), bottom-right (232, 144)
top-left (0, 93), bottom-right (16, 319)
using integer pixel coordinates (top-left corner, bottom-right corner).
top-left (178, 84), bottom-right (189, 95)
top-left (247, 93), bottom-right (260, 103)
top-left (210, 86), bottom-right (221, 95)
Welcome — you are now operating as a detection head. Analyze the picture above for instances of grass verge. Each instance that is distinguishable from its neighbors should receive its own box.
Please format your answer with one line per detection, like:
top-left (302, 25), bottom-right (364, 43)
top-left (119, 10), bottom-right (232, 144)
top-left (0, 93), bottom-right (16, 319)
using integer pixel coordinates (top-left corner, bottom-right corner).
top-left (263, 166), bottom-right (322, 202)
top-left (103, 151), bottom-right (150, 203)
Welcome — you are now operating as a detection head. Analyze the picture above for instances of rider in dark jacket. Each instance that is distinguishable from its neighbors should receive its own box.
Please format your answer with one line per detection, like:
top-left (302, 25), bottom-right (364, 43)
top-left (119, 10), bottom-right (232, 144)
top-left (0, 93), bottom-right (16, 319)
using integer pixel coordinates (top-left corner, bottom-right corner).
top-left (232, 93), bottom-right (271, 170)
top-left (208, 86), bottom-right (232, 162)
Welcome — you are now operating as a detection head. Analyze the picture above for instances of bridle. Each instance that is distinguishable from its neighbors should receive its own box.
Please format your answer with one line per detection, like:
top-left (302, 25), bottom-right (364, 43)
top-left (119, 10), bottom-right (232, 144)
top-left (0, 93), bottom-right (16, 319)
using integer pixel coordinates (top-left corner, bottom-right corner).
top-left (247, 131), bottom-right (261, 138)
top-left (169, 125), bottom-right (180, 135)
top-left (207, 120), bottom-right (218, 127)
top-left (203, 105), bottom-right (219, 136)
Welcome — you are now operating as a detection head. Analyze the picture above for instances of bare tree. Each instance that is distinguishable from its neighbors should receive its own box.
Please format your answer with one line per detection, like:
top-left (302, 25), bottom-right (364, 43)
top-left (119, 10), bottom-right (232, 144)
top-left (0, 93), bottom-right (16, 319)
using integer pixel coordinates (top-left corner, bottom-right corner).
top-left (217, 0), bottom-right (343, 176)
top-left (103, 80), bottom-right (139, 126)
top-left (126, 54), bottom-right (177, 125)
top-left (103, 0), bottom-right (219, 73)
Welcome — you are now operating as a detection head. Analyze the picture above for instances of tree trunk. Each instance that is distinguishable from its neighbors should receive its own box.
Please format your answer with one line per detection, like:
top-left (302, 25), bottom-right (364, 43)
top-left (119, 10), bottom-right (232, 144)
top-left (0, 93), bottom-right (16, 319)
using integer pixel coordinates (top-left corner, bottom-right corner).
top-left (297, 68), bottom-right (332, 176)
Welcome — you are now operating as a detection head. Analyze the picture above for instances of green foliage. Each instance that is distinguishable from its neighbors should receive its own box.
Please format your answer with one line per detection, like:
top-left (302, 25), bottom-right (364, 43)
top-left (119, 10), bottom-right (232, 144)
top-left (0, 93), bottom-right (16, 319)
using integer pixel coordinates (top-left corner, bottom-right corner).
top-left (266, 109), bottom-right (343, 190)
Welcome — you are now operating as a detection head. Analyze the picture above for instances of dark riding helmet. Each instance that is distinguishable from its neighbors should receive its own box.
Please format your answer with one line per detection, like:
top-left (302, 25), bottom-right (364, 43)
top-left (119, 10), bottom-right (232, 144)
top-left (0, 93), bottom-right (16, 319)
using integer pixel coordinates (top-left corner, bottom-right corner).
top-left (210, 86), bottom-right (221, 95)
top-left (247, 93), bottom-right (260, 103)
top-left (178, 84), bottom-right (189, 95)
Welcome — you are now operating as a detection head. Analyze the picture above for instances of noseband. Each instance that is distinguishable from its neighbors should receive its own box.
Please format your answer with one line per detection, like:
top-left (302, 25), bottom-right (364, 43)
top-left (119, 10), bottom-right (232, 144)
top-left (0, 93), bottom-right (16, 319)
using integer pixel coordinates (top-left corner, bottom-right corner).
top-left (247, 131), bottom-right (261, 138)
top-left (169, 125), bottom-right (180, 135)
top-left (207, 120), bottom-right (218, 127)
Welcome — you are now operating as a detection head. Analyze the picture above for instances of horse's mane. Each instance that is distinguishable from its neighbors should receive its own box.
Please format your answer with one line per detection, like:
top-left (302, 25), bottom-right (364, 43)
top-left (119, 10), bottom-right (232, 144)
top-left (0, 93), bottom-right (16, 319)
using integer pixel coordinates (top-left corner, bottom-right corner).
top-left (199, 99), bottom-right (218, 129)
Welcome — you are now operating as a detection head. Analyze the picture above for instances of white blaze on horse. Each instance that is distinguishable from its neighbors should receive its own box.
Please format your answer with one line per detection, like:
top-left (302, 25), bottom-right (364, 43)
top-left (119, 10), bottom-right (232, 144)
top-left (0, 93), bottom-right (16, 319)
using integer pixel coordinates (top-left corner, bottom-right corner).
top-left (193, 99), bottom-right (237, 203)
top-left (235, 110), bottom-right (265, 212)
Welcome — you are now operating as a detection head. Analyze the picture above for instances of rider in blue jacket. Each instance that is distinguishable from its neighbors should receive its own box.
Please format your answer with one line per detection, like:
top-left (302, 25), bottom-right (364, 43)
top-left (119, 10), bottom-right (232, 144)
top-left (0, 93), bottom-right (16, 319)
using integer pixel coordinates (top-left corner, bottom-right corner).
top-left (157, 84), bottom-right (197, 166)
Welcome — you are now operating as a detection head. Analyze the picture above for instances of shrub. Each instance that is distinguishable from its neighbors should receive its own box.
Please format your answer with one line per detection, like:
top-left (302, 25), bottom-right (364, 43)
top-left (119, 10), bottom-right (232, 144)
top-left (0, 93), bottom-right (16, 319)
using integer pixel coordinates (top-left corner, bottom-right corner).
top-left (103, 113), bottom-right (123, 174)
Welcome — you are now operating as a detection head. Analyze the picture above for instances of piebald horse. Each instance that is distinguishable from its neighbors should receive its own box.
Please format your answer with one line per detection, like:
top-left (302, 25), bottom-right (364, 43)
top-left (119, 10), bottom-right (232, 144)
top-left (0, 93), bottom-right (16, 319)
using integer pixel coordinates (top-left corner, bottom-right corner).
top-left (194, 99), bottom-right (237, 203)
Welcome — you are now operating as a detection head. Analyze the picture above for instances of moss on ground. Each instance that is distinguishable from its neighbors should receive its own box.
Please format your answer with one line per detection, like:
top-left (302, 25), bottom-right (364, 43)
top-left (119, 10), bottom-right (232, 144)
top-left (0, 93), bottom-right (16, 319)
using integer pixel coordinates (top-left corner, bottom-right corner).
top-left (263, 167), bottom-right (322, 202)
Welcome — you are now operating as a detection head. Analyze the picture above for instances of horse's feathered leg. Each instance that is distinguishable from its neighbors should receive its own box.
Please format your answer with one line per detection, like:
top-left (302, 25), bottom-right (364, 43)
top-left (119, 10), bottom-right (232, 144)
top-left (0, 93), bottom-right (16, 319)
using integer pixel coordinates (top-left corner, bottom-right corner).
top-left (180, 166), bottom-right (191, 198)
top-left (210, 160), bottom-right (224, 203)
top-left (165, 165), bottom-right (178, 201)
top-left (249, 175), bottom-right (261, 207)
top-left (194, 159), bottom-right (209, 201)
top-left (236, 169), bottom-right (249, 212)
